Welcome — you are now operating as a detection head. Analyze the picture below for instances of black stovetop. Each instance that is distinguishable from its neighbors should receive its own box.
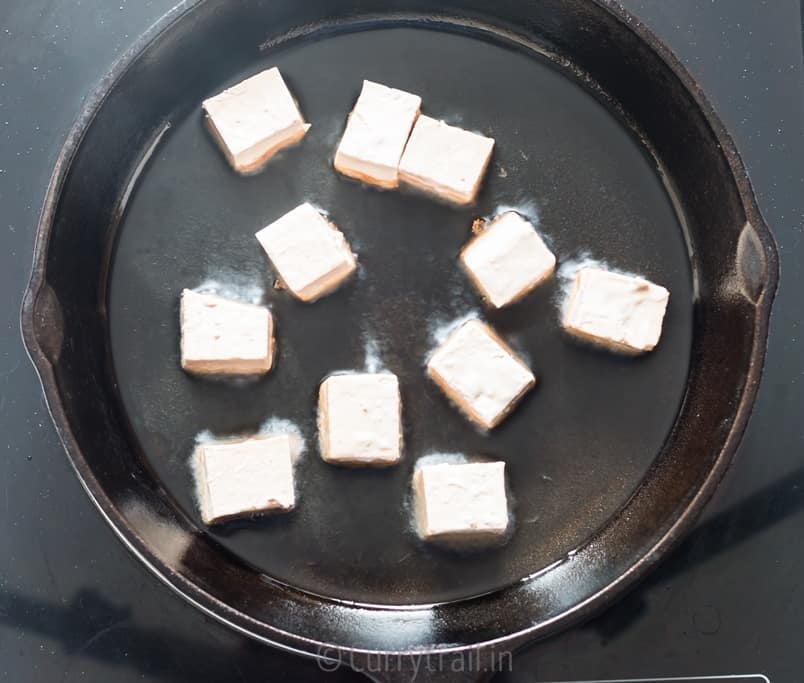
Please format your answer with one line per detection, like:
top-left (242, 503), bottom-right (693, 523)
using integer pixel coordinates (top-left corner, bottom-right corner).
top-left (0, 1), bottom-right (802, 681)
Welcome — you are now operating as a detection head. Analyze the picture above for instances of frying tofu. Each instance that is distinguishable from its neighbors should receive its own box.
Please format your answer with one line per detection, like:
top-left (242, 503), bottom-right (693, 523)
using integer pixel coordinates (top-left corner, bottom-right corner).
top-left (562, 267), bottom-right (670, 354)
top-left (413, 461), bottom-right (509, 544)
top-left (202, 67), bottom-right (309, 174)
top-left (192, 434), bottom-right (295, 525)
top-left (334, 80), bottom-right (421, 189)
top-left (318, 373), bottom-right (402, 466)
top-left (398, 115), bottom-right (494, 205)
top-left (255, 203), bottom-right (357, 302)
top-left (427, 319), bottom-right (535, 429)
top-left (180, 289), bottom-right (273, 375)
top-left (461, 211), bottom-right (556, 308)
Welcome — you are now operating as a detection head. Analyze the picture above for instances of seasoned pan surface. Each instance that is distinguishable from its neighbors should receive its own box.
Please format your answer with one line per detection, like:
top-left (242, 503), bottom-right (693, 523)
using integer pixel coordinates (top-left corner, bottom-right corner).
top-left (22, 0), bottom-right (777, 658)
top-left (110, 26), bottom-right (691, 605)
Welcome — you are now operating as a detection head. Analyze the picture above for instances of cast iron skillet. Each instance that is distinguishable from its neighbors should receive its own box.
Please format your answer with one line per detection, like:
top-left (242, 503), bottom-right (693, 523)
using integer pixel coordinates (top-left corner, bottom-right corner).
top-left (21, 0), bottom-right (778, 679)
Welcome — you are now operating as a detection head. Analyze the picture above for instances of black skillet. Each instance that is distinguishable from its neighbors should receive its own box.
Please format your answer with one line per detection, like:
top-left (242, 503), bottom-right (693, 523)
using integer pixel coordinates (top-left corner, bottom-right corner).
top-left (21, 0), bottom-right (778, 679)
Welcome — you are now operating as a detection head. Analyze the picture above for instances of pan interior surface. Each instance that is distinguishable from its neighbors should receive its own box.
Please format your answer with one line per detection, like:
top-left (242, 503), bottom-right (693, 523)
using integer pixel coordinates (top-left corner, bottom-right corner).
top-left (107, 24), bottom-right (692, 605)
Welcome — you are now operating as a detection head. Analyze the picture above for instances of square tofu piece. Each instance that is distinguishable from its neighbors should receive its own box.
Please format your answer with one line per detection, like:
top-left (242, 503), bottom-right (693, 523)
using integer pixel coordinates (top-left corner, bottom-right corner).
top-left (255, 203), bottom-right (357, 302)
top-left (202, 67), bottom-right (310, 174)
top-left (180, 289), bottom-right (273, 375)
top-left (413, 461), bottom-right (509, 544)
top-left (192, 434), bottom-right (295, 525)
top-left (398, 115), bottom-right (495, 205)
top-left (334, 80), bottom-right (421, 189)
top-left (318, 373), bottom-right (402, 466)
top-left (562, 267), bottom-right (670, 354)
top-left (461, 212), bottom-right (557, 308)
top-left (427, 320), bottom-right (535, 429)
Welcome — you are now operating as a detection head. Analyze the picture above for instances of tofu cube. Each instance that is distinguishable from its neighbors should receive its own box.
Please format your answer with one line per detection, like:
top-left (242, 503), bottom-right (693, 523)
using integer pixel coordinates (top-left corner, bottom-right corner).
top-left (318, 373), bottom-right (402, 466)
top-left (334, 80), bottom-right (421, 189)
top-left (427, 320), bottom-right (535, 429)
top-left (255, 203), bottom-right (357, 302)
top-left (192, 434), bottom-right (295, 525)
top-left (461, 212), bottom-right (556, 308)
top-left (562, 267), bottom-right (670, 354)
top-left (180, 289), bottom-right (273, 375)
top-left (413, 461), bottom-right (509, 544)
top-left (398, 115), bottom-right (494, 205)
top-left (202, 67), bottom-right (310, 174)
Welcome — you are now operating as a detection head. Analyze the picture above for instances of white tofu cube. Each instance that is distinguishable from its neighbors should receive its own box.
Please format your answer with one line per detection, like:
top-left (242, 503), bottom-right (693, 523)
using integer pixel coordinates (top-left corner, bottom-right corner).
top-left (427, 319), bottom-right (535, 429)
top-left (192, 434), bottom-right (295, 525)
top-left (318, 373), bottom-right (402, 466)
top-left (562, 267), bottom-right (670, 354)
top-left (255, 203), bottom-right (357, 302)
top-left (334, 80), bottom-right (421, 189)
top-left (413, 461), bottom-right (509, 544)
top-left (202, 67), bottom-right (310, 174)
top-left (180, 289), bottom-right (273, 375)
top-left (398, 115), bottom-right (494, 205)
top-left (461, 212), bottom-right (556, 308)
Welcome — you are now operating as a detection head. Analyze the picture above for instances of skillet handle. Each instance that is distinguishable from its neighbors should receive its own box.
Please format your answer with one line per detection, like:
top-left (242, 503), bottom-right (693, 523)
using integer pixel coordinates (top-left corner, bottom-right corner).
top-left (735, 219), bottom-right (773, 304)
top-left (22, 282), bottom-right (64, 365)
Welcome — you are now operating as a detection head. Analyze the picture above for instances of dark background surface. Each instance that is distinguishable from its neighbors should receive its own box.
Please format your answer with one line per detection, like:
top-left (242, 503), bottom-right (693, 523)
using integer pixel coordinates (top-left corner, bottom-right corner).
top-left (0, 0), bottom-right (802, 681)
